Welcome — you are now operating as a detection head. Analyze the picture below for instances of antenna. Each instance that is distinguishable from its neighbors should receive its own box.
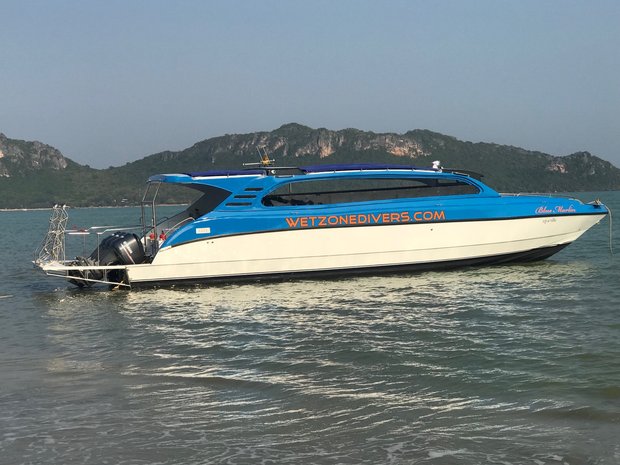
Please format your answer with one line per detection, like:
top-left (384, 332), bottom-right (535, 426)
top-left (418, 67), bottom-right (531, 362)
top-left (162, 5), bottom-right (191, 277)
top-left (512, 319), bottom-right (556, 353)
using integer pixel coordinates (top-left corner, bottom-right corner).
top-left (243, 146), bottom-right (275, 167)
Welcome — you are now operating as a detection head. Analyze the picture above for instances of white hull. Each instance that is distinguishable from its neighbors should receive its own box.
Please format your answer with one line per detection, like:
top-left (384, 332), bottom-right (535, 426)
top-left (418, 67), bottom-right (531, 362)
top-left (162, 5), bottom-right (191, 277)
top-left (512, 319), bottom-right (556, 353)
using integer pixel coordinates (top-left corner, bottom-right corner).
top-left (126, 213), bottom-right (605, 285)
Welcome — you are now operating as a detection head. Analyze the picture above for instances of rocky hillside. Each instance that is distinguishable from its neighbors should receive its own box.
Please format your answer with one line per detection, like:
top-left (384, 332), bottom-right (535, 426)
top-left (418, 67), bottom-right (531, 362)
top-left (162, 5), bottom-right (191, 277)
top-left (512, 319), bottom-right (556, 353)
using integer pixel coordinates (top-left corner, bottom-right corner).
top-left (1, 123), bottom-right (619, 208)
top-left (0, 133), bottom-right (68, 177)
top-left (121, 123), bottom-right (620, 193)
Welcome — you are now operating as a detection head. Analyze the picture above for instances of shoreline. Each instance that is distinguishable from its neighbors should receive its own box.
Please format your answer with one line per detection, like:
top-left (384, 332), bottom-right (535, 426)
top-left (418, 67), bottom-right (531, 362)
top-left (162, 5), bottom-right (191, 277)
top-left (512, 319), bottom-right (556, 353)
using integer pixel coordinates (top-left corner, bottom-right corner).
top-left (0, 203), bottom-right (188, 212)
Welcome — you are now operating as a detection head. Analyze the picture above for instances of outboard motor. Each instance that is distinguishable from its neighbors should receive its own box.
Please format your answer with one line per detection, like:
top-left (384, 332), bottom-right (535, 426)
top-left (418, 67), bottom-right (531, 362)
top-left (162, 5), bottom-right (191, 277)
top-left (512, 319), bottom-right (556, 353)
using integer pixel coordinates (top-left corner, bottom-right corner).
top-left (68, 232), bottom-right (146, 287)
top-left (111, 232), bottom-right (146, 265)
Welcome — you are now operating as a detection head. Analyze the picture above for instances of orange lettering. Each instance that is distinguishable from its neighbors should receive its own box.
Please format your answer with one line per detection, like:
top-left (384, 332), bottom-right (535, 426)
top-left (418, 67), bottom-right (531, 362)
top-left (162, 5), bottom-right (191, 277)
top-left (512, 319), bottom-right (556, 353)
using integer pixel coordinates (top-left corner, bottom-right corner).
top-left (286, 217), bottom-right (300, 227)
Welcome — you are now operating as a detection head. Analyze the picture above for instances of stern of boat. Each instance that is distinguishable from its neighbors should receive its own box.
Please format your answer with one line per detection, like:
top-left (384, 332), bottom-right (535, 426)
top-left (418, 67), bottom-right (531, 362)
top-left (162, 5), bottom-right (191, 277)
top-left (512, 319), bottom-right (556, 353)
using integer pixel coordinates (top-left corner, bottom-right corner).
top-left (33, 205), bottom-right (149, 288)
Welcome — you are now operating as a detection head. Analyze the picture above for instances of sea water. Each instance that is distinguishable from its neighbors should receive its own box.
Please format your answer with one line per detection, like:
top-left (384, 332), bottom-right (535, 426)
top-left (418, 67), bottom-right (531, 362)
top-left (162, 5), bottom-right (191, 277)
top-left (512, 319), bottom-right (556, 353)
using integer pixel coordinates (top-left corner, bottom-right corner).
top-left (0, 193), bottom-right (619, 464)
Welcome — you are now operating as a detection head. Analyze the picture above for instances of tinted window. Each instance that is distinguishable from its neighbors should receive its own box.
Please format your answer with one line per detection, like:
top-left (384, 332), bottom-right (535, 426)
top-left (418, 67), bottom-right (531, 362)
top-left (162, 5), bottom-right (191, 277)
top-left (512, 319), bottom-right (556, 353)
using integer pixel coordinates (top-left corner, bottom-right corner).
top-left (262, 177), bottom-right (479, 206)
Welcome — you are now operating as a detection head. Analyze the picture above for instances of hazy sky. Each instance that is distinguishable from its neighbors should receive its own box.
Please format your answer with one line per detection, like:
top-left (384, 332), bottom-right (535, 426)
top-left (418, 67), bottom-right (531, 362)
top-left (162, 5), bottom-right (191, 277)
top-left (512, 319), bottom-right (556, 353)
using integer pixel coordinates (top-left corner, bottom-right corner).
top-left (1, 0), bottom-right (619, 168)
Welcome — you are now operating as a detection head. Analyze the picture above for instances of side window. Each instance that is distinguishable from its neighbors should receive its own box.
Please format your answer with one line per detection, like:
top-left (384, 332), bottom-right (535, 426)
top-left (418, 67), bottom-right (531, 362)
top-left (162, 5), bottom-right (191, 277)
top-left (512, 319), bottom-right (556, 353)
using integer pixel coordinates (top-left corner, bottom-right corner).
top-left (428, 179), bottom-right (480, 196)
top-left (262, 177), bottom-right (479, 206)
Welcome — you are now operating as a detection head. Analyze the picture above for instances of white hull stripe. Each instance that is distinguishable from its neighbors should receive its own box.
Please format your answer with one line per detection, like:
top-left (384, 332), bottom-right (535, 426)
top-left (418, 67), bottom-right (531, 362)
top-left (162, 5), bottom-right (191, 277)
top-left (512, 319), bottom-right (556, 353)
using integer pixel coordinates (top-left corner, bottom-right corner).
top-left (127, 214), bottom-right (605, 284)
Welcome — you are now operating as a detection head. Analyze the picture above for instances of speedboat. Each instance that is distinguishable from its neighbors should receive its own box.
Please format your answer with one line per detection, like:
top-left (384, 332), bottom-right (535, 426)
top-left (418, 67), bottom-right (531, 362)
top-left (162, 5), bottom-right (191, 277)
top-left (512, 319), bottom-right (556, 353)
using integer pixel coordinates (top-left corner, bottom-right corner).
top-left (34, 161), bottom-right (609, 288)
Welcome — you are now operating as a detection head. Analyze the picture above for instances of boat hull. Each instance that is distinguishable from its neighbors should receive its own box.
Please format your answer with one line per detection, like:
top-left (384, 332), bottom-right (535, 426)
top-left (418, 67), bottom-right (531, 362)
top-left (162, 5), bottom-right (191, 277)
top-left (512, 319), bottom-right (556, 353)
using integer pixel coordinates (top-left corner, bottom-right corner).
top-left (126, 213), bottom-right (605, 285)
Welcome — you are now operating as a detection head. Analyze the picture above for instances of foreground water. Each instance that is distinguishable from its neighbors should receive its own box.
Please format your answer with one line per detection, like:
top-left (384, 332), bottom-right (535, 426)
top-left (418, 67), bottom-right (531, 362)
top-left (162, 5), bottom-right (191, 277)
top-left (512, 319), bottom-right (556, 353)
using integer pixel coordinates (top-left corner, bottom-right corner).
top-left (1, 193), bottom-right (619, 464)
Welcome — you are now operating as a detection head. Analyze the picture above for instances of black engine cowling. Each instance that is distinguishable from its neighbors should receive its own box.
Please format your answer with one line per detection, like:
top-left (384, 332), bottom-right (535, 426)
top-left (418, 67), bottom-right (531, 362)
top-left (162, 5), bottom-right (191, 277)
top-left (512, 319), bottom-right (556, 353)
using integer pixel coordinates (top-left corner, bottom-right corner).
top-left (68, 232), bottom-right (146, 287)
top-left (90, 232), bottom-right (146, 266)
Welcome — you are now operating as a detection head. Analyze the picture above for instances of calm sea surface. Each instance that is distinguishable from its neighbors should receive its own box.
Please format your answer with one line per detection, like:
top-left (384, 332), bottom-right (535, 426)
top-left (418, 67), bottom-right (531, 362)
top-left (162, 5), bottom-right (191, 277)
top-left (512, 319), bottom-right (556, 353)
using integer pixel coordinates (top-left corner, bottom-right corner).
top-left (1, 193), bottom-right (619, 465)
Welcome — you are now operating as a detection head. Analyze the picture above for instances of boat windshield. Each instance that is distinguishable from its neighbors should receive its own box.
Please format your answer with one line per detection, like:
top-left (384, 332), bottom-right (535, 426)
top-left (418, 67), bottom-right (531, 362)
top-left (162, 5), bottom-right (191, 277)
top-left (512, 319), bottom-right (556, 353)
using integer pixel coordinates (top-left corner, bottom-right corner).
top-left (140, 181), bottom-right (231, 256)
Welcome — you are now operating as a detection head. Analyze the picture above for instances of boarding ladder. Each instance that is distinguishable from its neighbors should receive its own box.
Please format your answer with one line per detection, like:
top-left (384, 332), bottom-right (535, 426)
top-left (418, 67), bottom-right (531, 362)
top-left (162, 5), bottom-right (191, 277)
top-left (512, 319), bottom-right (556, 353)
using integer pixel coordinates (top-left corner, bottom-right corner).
top-left (34, 204), bottom-right (69, 264)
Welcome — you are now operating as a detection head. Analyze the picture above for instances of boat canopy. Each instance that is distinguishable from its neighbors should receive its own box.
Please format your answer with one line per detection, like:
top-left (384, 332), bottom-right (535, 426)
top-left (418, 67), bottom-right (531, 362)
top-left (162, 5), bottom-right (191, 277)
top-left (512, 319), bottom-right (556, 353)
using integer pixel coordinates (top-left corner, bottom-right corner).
top-left (150, 163), bottom-right (438, 183)
top-left (300, 163), bottom-right (434, 173)
top-left (146, 163), bottom-right (485, 194)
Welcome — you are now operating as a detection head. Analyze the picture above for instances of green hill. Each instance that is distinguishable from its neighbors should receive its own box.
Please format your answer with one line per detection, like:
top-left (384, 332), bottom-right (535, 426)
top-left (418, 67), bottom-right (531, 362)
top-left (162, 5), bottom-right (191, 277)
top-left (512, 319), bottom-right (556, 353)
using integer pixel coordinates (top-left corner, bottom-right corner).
top-left (1, 124), bottom-right (619, 208)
